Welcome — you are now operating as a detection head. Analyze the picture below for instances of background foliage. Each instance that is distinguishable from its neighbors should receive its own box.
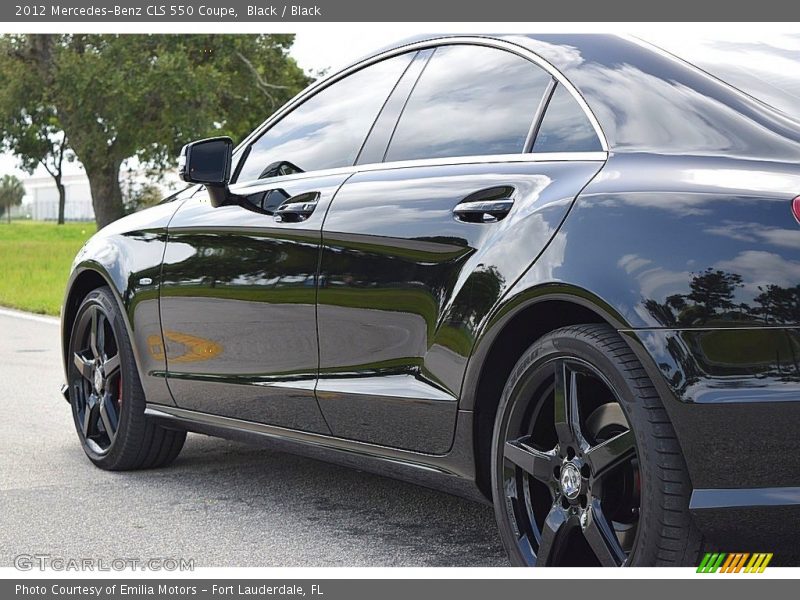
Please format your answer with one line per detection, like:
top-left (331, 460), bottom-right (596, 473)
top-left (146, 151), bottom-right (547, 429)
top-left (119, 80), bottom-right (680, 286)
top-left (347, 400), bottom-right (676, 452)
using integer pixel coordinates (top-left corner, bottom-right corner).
top-left (0, 173), bottom-right (25, 223)
top-left (0, 34), bottom-right (311, 227)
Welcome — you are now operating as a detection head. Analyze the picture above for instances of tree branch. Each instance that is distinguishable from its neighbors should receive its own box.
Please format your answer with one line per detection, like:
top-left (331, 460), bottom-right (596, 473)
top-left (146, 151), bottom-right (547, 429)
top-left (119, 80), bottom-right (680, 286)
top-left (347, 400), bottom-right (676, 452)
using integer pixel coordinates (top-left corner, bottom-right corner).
top-left (39, 157), bottom-right (57, 179)
top-left (235, 51), bottom-right (290, 106)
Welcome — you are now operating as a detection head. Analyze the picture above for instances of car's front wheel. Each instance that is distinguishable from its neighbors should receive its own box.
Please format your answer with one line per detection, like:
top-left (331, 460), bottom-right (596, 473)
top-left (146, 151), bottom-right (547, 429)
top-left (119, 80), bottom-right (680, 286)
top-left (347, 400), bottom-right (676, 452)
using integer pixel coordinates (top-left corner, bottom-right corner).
top-left (67, 286), bottom-right (186, 470)
top-left (491, 324), bottom-right (702, 566)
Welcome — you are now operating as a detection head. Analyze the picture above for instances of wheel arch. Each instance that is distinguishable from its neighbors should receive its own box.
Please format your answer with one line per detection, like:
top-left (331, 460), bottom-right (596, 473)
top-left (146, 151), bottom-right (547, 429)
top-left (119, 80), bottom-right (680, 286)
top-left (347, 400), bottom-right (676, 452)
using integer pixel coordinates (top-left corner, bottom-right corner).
top-left (462, 288), bottom-right (669, 500)
top-left (61, 264), bottom-right (135, 384)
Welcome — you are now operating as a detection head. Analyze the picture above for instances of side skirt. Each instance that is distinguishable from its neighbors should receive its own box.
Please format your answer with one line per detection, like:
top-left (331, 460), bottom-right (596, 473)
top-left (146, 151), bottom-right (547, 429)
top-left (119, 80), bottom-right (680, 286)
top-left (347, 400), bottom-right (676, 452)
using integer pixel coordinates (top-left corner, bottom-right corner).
top-left (144, 404), bottom-right (488, 504)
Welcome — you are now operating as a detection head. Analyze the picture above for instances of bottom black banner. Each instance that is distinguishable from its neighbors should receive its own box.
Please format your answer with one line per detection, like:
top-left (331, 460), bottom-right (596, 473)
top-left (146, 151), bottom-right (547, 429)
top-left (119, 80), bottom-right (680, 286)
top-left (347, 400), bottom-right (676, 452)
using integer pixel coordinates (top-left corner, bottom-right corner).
top-left (2, 579), bottom-right (792, 600)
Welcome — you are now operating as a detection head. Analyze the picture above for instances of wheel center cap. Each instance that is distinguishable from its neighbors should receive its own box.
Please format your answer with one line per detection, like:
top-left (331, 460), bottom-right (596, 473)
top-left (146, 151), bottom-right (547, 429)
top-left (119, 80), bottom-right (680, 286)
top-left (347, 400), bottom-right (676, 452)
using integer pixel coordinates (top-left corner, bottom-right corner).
top-left (560, 462), bottom-right (581, 499)
top-left (94, 367), bottom-right (104, 393)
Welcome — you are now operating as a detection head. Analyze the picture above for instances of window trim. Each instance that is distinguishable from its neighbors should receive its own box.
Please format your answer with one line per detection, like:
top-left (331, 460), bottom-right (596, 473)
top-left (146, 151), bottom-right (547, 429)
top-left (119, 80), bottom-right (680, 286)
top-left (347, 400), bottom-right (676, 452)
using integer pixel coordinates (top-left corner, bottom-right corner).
top-left (231, 36), bottom-right (609, 186)
top-left (230, 151), bottom-right (607, 196)
top-left (379, 47), bottom-right (436, 164)
top-left (525, 77), bottom-right (558, 152)
top-left (356, 48), bottom-right (434, 166)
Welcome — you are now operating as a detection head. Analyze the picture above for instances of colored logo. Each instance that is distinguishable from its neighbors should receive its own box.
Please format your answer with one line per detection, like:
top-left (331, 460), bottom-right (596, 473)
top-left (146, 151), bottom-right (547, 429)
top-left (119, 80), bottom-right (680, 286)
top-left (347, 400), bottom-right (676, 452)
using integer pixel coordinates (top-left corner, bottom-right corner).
top-left (697, 552), bottom-right (773, 573)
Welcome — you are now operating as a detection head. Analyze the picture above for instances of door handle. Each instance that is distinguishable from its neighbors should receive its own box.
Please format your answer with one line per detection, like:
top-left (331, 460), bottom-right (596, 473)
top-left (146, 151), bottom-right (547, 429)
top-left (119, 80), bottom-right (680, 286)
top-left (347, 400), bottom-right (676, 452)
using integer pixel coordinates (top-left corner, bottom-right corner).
top-left (275, 192), bottom-right (320, 223)
top-left (453, 186), bottom-right (515, 223)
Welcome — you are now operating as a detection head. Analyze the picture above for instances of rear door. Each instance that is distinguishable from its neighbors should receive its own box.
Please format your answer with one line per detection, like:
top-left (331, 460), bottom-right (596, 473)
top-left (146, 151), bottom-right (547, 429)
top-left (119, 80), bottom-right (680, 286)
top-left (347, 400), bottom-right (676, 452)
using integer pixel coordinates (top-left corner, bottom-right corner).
top-left (316, 43), bottom-right (607, 452)
top-left (159, 52), bottom-right (415, 432)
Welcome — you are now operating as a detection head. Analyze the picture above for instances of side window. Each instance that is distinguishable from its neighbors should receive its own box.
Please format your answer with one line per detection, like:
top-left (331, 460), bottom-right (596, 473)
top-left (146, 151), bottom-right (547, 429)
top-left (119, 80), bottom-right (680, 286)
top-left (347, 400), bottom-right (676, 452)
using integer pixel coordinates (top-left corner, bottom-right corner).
top-left (236, 53), bottom-right (414, 183)
top-left (532, 84), bottom-right (602, 153)
top-left (384, 45), bottom-right (552, 162)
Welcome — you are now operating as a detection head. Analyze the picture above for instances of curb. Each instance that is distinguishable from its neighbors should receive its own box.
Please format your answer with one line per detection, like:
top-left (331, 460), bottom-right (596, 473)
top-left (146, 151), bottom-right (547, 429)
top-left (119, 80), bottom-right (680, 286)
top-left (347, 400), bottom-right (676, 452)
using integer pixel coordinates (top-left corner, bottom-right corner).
top-left (0, 306), bottom-right (60, 325)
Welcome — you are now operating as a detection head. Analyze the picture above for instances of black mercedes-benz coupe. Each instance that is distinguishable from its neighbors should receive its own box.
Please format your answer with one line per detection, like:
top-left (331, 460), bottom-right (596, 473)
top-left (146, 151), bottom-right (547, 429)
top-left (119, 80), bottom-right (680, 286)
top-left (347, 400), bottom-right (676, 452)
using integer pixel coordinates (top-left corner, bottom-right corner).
top-left (61, 34), bottom-right (800, 567)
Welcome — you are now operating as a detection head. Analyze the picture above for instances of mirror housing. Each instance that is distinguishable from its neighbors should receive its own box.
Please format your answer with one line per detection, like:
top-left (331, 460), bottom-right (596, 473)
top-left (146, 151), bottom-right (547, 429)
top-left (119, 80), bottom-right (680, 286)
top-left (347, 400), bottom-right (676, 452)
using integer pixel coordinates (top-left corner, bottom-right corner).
top-left (178, 137), bottom-right (234, 207)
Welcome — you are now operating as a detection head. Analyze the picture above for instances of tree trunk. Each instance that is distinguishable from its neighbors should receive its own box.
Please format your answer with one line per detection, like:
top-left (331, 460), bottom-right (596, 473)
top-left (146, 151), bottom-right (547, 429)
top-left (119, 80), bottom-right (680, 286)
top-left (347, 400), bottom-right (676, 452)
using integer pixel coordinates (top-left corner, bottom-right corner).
top-left (85, 160), bottom-right (126, 229)
top-left (56, 177), bottom-right (66, 225)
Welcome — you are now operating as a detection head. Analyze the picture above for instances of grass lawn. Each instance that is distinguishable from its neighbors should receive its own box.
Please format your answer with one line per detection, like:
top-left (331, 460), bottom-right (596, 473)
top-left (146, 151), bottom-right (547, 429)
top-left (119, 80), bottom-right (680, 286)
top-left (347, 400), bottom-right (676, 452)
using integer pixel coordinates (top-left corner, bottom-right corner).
top-left (0, 221), bottom-right (96, 316)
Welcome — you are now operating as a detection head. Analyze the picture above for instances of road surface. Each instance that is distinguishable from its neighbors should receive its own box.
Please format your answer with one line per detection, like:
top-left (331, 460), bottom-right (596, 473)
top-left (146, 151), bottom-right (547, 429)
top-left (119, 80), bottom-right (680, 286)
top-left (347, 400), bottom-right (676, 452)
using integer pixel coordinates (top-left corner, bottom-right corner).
top-left (0, 308), bottom-right (507, 568)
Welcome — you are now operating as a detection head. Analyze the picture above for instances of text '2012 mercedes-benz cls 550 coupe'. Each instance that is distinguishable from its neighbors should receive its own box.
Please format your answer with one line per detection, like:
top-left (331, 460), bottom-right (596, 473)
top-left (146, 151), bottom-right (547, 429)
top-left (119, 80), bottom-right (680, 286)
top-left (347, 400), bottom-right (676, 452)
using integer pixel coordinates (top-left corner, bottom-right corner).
top-left (61, 34), bottom-right (800, 567)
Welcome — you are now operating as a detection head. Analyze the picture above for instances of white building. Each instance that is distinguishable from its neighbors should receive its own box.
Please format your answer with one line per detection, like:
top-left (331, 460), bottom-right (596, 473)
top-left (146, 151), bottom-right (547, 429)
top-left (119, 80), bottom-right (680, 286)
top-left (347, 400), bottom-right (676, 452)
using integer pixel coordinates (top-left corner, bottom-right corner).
top-left (19, 172), bottom-right (94, 221)
top-left (9, 168), bottom-right (181, 222)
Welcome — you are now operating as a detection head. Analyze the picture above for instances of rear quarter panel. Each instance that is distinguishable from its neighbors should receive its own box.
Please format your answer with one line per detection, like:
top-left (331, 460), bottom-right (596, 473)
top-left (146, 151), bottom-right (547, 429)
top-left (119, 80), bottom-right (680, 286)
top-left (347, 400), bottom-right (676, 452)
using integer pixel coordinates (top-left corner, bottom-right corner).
top-left (488, 152), bottom-right (800, 492)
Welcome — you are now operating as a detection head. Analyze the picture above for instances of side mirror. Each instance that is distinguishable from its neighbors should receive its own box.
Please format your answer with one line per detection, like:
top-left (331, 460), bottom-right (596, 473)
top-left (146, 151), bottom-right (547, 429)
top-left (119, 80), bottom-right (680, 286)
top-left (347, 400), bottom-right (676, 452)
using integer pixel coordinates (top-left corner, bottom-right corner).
top-left (178, 137), bottom-right (234, 207)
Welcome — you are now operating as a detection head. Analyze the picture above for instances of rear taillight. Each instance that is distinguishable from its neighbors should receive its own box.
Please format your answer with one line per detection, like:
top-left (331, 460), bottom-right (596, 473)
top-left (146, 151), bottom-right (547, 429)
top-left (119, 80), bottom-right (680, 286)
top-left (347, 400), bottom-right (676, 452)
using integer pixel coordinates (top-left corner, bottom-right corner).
top-left (794, 196), bottom-right (800, 224)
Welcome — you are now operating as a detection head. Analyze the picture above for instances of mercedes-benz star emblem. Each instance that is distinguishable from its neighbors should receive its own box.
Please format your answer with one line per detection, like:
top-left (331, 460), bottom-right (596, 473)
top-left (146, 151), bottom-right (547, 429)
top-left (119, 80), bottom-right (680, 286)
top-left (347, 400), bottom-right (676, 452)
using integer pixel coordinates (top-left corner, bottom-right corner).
top-left (560, 462), bottom-right (582, 499)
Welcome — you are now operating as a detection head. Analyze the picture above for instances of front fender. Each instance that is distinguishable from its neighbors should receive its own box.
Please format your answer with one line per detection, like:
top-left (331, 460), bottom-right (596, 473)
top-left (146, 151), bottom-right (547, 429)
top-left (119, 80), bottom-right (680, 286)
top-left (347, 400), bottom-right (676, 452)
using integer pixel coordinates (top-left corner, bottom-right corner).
top-left (61, 201), bottom-right (184, 406)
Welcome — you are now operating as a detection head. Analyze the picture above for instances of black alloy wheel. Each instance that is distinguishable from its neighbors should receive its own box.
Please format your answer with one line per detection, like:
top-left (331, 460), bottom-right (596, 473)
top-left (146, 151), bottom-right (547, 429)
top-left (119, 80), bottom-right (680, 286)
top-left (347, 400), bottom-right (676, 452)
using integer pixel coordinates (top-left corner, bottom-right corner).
top-left (68, 286), bottom-right (186, 470)
top-left (499, 357), bottom-right (639, 566)
top-left (492, 324), bottom-right (703, 567)
top-left (71, 301), bottom-right (123, 455)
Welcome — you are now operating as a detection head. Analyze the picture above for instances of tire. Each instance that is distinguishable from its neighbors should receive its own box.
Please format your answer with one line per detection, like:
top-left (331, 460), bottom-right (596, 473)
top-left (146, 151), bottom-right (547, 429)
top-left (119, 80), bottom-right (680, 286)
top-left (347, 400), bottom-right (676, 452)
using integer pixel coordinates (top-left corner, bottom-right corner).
top-left (491, 324), bottom-right (702, 566)
top-left (67, 286), bottom-right (186, 470)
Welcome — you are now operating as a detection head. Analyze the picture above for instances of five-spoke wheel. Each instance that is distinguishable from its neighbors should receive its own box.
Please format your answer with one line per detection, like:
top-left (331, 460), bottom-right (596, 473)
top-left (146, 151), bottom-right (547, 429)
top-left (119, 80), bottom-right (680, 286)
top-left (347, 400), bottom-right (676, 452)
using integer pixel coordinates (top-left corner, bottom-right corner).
top-left (492, 325), bottom-right (701, 567)
top-left (71, 304), bottom-right (123, 455)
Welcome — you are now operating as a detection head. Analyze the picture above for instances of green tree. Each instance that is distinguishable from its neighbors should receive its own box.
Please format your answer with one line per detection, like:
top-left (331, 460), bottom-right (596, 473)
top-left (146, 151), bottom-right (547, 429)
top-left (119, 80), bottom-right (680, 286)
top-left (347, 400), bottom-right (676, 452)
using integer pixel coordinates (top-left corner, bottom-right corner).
top-left (0, 51), bottom-right (73, 225)
top-left (0, 174), bottom-right (25, 223)
top-left (0, 34), bottom-right (310, 228)
top-left (755, 284), bottom-right (800, 325)
top-left (686, 268), bottom-right (743, 323)
top-left (122, 179), bottom-right (164, 214)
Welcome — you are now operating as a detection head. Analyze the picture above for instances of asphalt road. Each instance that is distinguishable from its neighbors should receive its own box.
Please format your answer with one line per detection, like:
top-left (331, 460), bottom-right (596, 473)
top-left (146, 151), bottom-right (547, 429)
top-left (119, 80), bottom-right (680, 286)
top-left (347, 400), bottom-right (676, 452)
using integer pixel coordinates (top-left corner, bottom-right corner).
top-left (0, 309), bottom-right (508, 568)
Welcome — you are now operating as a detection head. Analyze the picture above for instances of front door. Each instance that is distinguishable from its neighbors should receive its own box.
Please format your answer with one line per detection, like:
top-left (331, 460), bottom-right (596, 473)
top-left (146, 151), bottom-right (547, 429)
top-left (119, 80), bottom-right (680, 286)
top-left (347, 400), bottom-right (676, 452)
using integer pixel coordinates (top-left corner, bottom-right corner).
top-left (159, 50), bottom-right (415, 431)
top-left (160, 174), bottom-right (347, 432)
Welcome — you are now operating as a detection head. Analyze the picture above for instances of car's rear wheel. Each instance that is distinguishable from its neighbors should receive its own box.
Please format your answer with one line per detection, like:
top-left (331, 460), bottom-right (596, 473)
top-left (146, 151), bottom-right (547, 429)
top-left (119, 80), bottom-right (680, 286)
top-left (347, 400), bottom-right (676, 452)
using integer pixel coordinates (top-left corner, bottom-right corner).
top-left (68, 286), bottom-right (186, 470)
top-left (491, 324), bottom-right (702, 566)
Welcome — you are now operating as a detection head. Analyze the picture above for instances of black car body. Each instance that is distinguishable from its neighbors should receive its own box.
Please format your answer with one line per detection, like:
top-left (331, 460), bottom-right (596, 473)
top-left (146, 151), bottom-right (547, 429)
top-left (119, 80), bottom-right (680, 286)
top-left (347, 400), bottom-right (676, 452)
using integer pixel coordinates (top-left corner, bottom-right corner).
top-left (61, 34), bottom-right (800, 564)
